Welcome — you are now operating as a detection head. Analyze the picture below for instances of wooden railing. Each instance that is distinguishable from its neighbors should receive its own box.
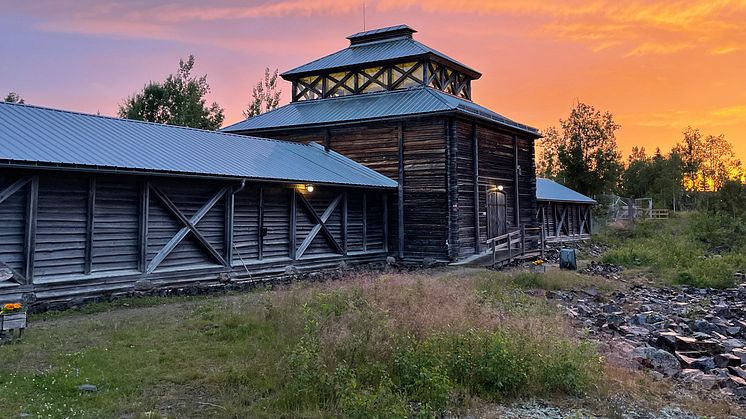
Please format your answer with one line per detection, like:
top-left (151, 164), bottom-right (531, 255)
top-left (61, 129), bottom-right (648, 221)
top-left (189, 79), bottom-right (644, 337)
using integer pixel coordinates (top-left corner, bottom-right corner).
top-left (486, 225), bottom-right (545, 267)
top-left (651, 209), bottom-right (669, 219)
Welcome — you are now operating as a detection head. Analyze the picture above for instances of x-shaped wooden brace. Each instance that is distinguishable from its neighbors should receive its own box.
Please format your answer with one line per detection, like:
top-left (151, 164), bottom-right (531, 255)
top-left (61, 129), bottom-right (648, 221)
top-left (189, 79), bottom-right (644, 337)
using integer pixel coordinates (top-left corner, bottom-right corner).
top-left (0, 176), bottom-right (34, 284)
top-left (296, 76), bottom-right (323, 99)
top-left (326, 72), bottom-right (356, 96)
top-left (357, 67), bottom-right (388, 92)
top-left (146, 185), bottom-right (230, 273)
top-left (391, 62), bottom-right (424, 89)
top-left (295, 192), bottom-right (343, 259)
top-left (579, 207), bottom-right (591, 235)
top-left (555, 206), bottom-right (570, 237)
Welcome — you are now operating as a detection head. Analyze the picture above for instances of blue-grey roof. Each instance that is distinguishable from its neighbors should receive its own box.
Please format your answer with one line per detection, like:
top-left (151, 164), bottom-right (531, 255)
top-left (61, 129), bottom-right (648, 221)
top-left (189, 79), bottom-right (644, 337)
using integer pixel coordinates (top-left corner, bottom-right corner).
top-left (0, 102), bottom-right (397, 188)
top-left (347, 25), bottom-right (414, 43)
top-left (222, 87), bottom-right (539, 135)
top-left (282, 26), bottom-right (480, 78)
top-left (536, 178), bottom-right (597, 204)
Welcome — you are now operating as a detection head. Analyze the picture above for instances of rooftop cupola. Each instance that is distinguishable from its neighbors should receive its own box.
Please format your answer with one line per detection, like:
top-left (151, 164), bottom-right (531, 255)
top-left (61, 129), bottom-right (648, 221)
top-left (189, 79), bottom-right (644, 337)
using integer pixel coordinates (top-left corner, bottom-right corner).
top-left (282, 25), bottom-right (482, 102)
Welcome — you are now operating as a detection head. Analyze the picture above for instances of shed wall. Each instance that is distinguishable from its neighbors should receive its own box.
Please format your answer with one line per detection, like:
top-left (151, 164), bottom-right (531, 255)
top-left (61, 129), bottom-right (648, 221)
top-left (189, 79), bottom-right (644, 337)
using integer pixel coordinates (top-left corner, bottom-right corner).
top-left (0, 169), bottom-right (389, 305)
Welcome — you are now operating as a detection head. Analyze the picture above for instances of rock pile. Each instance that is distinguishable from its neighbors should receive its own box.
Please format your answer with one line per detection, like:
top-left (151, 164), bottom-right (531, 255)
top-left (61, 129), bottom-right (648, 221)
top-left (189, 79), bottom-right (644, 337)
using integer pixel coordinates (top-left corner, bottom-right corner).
top-left (550, 282), bottom-right (746, 400)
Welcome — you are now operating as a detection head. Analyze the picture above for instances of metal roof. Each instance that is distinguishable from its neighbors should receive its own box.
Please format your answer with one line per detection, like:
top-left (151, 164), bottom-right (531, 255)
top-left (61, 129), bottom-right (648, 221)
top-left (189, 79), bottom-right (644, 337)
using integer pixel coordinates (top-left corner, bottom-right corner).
top-left (222, 87), bottom-right (539, 136)
top-left (536, 178), bottom-right (597, 204)
top-left (347, 25), bottom-right (416, 45)
top-left (0, 102), bottom-right (397, 188)
top-left (282, 26), bottom-right (480, 79)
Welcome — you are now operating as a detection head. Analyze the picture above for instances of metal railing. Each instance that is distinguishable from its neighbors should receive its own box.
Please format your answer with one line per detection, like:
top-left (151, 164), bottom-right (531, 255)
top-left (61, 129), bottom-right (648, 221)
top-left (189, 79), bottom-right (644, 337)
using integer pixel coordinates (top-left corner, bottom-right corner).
top-left (486, 225), bottom-right (545, 267)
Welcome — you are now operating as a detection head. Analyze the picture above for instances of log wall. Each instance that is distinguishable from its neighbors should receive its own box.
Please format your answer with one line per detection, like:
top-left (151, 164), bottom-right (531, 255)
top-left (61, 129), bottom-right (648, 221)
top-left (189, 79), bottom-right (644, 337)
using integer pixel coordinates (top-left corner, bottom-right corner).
top-left (0, 169), bottom-right (389, 305)
top-left (242, 115), bottom-right (538, 261)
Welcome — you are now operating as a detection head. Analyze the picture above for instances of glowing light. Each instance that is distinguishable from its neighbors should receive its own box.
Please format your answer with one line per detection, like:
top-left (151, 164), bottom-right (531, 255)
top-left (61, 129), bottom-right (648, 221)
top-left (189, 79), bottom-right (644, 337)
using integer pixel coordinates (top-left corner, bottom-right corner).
top-left (497, 185), bottom-right (504, 191)
top-left (306, 184), bottom-right (314, 193)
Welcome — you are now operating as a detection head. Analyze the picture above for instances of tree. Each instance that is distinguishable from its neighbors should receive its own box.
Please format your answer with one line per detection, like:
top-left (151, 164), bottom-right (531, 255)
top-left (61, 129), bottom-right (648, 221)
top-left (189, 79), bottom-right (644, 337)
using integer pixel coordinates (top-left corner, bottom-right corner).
top-left (673, 127), bottom-right (741, 191)
top-left (119, 55), bottom-right (224, 130)
top-left (621, 150), bottom-right (683, 208)
top-left (627, 146), bottom-right (647, 164)
top-left (537, 102), bottom-right (623, 196)
top-left (3, 92), bottom-right (24, 104)
top-left (243, 67), bottom-right (282, 118)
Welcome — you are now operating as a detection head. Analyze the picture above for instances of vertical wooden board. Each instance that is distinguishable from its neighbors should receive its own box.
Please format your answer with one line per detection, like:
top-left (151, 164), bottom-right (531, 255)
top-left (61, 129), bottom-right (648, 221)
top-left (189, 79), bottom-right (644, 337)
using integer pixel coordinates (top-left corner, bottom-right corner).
top-left (366, 193), bottom-right (385, 250)
top-left (262, 187), bottom-right (291, 259)
top-left (0, 174), bottom-right (27, 276)
top-left (92, 177), bottom-right (139, 273)
top-left (346, 190), bottom-right (364, 253)
top-left (34, 174), bottom-right (88, 278)
top-left (232, 184), bottom-right (260, 261)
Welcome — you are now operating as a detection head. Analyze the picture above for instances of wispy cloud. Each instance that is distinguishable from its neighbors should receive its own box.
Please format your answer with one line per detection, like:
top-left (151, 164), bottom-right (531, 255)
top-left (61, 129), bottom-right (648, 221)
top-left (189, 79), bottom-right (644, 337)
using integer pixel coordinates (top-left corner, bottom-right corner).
top-left (626, 105), bottom-right (746, 129)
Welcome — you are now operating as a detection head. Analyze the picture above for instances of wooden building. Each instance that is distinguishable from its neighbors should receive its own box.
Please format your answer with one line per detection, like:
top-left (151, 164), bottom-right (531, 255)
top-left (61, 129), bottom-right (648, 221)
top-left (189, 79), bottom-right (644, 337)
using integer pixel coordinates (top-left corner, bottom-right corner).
top-left (0, 103), bottom-right (395, 305)
top-left (536, 178), bottom-right (596, 242)
top-left (223, 25), bottom-right (542, 262)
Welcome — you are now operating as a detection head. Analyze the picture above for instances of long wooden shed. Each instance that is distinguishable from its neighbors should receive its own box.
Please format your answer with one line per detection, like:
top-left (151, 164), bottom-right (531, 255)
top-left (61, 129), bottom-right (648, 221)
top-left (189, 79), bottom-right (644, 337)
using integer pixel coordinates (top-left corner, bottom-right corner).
top-left (536, 178), bottom-right (597, 242)
top-left (0, 102), bottom-right (396, 305)
top-left (223, 25), bottom-right (542, 262)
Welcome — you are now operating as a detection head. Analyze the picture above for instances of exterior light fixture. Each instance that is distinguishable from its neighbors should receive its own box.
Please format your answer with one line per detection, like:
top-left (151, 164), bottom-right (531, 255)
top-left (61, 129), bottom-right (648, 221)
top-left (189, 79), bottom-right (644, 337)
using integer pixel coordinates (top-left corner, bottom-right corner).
top-left (306, 184), bottom-right (315, 193)
top-left (497, 185), bottom-right (504, 192)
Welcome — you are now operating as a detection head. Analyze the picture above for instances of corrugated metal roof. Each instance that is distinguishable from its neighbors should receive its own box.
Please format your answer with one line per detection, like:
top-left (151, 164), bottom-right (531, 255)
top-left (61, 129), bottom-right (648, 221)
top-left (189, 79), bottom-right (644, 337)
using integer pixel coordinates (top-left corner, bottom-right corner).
top-left (536, 178), bottom-right (597, 204)
top-left (0, 102), bottom-right (397, 188)
top-left (222, 87), bottom-right (539, 135)
top-left (282, 35), bottom-right (480, 78)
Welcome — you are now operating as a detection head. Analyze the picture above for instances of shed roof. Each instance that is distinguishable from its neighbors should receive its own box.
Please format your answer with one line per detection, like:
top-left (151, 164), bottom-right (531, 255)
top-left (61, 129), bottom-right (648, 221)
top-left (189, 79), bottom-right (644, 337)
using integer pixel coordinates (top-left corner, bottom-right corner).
top-left (222, 87), bottom-right (539, 136)
top-left (536, 178), bottom-right (597, 204)
top-left (282, 25), bottom-right (480, 79)
top-left (0, 102), bottom-right (397, 188)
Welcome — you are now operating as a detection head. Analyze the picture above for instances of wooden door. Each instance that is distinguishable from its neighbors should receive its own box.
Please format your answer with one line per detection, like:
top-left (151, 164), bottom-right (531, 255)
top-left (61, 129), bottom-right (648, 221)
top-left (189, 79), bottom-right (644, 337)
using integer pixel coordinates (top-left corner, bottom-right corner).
top-left (486, 190), bottom-right (507, 239)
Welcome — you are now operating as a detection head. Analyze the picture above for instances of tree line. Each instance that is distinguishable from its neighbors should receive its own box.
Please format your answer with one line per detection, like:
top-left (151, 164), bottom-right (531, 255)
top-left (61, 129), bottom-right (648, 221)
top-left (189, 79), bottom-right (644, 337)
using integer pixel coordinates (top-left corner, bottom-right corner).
top-left (537, 101), bottom-right (743, 210)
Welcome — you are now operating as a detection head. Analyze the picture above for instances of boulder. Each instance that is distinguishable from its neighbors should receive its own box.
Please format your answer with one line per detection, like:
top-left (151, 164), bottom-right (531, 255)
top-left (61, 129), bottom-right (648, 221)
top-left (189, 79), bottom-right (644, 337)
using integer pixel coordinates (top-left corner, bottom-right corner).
top-left (133, 279), bottom-right (154, 291)
top-left (649, 349), bottom-right (682, 377)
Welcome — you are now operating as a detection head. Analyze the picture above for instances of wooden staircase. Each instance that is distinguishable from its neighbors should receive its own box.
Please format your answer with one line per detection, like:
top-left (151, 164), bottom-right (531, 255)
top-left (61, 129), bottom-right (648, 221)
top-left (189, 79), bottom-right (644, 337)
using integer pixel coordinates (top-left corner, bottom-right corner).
top-left (486, 225), bottom-right (545, 268)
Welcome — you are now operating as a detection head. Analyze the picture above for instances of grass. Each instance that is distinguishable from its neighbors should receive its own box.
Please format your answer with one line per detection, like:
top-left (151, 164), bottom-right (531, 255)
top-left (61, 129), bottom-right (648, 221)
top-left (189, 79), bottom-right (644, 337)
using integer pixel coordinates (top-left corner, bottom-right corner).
top-left (0, 269), bottom-right (602, 418)
top-left (596, 212), bottom-right (746, 288)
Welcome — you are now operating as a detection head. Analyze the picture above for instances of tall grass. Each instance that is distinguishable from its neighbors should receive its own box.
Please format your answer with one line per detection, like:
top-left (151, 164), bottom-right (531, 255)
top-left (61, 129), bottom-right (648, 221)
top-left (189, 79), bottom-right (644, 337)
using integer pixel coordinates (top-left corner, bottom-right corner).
top-left (0, 272), bottom-right (601, 418)
top-left (597, 213), bottom-right (746, 288)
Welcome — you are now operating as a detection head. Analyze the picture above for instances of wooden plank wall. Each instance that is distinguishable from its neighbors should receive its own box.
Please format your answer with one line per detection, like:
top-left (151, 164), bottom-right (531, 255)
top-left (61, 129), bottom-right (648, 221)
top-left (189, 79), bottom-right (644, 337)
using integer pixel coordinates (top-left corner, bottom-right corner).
top-left (539, 202), bottom-right (592, 240)
top-left (454, 119), bottom-right (538, 254)
top-left (249, 116), bottom-right (450, 261)
top-left (0, 169), bottom-right (389, 303)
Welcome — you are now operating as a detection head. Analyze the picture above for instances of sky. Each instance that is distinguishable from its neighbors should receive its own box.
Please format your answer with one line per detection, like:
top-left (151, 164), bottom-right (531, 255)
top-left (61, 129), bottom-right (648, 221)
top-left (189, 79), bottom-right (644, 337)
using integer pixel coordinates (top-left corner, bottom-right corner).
top-left (2, 0), bottom-right (746, 160)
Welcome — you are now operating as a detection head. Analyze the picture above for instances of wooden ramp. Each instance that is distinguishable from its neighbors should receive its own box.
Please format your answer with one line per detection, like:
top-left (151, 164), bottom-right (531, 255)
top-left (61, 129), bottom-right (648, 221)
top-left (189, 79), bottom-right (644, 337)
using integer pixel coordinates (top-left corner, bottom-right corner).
top-left (451, 225), bottom-right (545, 268)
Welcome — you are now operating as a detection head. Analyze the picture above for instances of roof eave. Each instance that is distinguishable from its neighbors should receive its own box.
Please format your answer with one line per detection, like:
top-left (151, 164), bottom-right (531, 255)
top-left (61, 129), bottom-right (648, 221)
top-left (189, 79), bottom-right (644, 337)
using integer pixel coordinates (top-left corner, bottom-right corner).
top-left (281, 52), bottom-right (481, 81)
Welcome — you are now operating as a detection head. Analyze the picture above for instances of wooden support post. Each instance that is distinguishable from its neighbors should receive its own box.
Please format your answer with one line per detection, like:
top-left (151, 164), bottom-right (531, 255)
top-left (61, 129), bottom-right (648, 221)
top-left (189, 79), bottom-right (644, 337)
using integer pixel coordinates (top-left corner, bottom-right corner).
top-left (342, 191), bottom-right (348, 256)
top-left (540, 216), bottom-right (546, 259)
top-left (84, 176), bottom-right (96, 275)
top-left (520, 224), bottom-right (526, 257)
top-left (362, 192), bottom-right (367, 253)
top-left (513, 135), bottom-right (520, 227)
top-left (289, 188), bottom-right (297, 260)
top-left (382, 193), bottom-right (389, 254)
top-left (472, 123), bottom-right (480, 253)
top-left (138, 181), bottom-right (150, 273)
top-left (258, 186), bottom-right (264, 260)
top-left (397, 121), bottom-right (404, 259)
top-left (23, 176), bottom-right (38, 284)
top-left (225, 186), bottom-right (235, 266)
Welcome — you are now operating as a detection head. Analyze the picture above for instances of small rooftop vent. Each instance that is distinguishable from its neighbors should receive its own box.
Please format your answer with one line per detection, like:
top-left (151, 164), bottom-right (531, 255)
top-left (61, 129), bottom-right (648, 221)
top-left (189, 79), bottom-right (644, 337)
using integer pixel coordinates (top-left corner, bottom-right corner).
top-left (347, 24), bottom-right (417, 46)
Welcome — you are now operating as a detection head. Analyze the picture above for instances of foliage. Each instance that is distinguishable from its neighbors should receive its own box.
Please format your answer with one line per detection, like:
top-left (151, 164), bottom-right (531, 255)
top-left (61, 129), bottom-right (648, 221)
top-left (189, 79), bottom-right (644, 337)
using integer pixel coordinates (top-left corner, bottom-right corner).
top-left (0, 272), bottom-right (601, 418)
top-left (537, 102), bottom-right (623, 196)
top-left (707, 180), bottom-right (746, 219)
top-left (244, 67), bottom-right (282, 118)
top-left (3, 92), bottom-right (24, 104)
top-left (620, 149), bottom-right (683, 208)
top-left (118, 55), bottom-right (224, 130)
top-left (598, 214), bottom-right (746, 288)
top-left (673, 127), bottom-right (742, 192)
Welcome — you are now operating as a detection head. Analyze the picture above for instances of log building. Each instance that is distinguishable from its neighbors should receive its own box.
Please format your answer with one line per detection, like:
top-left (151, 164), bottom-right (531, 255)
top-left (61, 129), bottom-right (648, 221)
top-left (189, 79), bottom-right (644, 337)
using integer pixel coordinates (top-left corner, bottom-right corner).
top-left (223, 25), bottom-right (542, 262)
top-left (0, 103), bottom-right (395, 304)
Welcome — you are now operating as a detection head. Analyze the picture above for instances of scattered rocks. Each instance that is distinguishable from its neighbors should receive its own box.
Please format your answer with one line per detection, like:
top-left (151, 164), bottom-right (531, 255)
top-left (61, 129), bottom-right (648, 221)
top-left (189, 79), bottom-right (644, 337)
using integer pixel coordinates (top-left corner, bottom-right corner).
top-left (553, 279), bottom-right (746, 402)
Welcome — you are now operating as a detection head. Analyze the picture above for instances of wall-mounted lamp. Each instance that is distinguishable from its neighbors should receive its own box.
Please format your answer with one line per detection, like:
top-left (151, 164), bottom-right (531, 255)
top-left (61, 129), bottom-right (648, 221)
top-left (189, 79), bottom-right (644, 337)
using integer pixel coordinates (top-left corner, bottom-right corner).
top-left (305, 184), bottom-right (315, 193)
top-left (497, 185), bottom-right (504, 192)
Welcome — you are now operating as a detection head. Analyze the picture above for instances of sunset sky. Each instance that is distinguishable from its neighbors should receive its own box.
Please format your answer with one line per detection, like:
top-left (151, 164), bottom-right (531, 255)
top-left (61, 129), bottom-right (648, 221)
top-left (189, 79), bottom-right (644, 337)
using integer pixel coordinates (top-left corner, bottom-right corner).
top-left (2, 0), bottom-right (745, 160)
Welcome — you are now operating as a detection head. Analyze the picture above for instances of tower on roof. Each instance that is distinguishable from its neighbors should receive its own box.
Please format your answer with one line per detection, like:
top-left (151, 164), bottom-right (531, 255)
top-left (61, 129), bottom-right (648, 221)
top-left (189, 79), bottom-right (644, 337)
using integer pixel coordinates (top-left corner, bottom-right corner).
top-left (282, 25), bottom-right (482, 102)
